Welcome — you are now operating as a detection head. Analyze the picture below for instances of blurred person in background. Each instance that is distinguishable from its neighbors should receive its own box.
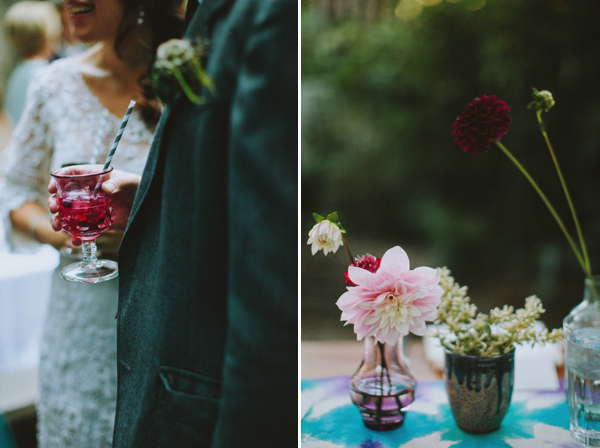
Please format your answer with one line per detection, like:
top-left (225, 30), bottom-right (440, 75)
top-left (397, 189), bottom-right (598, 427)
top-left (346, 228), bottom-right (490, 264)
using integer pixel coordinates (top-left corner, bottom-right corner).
top-left (0, 0), bottom-right (185, 446)
top-left (3, 1), bottom-right (61, 128)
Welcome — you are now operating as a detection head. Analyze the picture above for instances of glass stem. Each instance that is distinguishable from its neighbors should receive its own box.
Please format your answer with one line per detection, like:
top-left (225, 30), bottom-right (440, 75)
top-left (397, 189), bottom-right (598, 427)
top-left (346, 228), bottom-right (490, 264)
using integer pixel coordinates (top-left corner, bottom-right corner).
top-left (81, 240), bottom-right (98, 269)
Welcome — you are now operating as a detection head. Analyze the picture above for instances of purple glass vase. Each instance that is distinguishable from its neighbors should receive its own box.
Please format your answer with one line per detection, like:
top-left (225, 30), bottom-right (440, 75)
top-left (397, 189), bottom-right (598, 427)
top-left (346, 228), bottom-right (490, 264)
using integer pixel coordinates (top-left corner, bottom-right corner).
top-left (349, 336), bottom-right (416, 430)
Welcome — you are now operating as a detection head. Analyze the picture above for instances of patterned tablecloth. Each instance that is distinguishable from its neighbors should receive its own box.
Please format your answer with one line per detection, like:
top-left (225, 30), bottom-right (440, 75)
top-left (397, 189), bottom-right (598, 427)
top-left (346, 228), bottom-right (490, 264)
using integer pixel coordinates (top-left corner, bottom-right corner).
top-left (301, 376), bottom-right (578, 448)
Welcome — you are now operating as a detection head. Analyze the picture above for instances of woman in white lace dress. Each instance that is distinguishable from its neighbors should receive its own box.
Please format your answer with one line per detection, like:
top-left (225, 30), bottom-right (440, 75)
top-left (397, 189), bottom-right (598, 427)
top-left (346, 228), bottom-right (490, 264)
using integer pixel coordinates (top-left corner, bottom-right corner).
top-left (0, 0), bottom-right (184, 446)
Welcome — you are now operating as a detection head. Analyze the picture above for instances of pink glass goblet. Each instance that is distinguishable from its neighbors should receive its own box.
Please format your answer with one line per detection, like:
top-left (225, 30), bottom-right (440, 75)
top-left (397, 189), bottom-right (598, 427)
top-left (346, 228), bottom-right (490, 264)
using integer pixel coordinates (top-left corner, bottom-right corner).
top-left (51, 165), bottom-right (117, 283)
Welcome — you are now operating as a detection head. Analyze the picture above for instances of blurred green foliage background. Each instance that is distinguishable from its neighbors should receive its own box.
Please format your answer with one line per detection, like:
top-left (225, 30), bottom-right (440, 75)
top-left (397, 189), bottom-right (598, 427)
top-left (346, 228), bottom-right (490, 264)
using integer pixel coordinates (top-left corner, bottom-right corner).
top-left (301, 0), bottom-right (600, 338)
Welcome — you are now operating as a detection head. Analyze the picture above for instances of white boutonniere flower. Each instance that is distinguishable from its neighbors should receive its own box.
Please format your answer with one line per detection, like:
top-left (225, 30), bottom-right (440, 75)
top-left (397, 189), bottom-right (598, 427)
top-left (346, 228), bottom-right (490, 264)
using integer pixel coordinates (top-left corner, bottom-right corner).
top-left (151, 38), bottom-right (216, 105)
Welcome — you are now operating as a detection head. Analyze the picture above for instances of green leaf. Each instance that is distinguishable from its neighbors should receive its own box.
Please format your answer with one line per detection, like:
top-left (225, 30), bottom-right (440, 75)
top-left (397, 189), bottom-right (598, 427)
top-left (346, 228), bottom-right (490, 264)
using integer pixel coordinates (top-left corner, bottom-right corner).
top-left (326, 211), bottom-right (339, 223)
top-left (337, 223), bottom-right (346, 233)
top-left (313, 213), bottom-right (325, 222)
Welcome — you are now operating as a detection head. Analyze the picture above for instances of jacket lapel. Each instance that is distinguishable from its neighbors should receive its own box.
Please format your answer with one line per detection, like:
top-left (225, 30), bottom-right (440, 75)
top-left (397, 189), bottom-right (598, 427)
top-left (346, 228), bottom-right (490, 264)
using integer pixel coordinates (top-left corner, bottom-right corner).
top-left (124, 0), bottom-right (235, 232)
top-left (186, 0), bottom-right (235, 38)
top-left (124, 103), bottom-right (171, 229)
top-left (185, 0), bottom-right (198, 27)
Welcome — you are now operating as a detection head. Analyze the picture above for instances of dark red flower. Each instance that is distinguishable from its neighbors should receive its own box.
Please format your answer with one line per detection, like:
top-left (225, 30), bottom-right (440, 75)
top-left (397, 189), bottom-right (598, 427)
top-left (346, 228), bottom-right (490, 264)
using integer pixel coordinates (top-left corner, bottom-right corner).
top-left (344, 254), bottom-right (382, 286)
top-left (452, 94), bottom-right (512, 155)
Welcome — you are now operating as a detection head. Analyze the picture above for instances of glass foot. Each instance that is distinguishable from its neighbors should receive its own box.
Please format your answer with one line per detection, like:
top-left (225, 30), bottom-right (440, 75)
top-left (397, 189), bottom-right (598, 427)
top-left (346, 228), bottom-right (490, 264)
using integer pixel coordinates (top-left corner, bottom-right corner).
top-left (60, 259), bottom-right (118, 283)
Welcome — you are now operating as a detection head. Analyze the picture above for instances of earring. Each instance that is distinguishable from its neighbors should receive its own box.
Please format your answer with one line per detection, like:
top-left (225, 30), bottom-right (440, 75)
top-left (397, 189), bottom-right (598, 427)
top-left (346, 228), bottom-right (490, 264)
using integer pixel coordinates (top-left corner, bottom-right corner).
top-left (137, 7), bottom-right (145, 25)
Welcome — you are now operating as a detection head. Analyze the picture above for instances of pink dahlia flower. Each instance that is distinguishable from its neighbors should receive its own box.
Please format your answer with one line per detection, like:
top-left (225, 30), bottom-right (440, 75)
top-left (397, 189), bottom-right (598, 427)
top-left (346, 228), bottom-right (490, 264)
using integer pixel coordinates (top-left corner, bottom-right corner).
top-left (336, 246), bottom-right (443, 345)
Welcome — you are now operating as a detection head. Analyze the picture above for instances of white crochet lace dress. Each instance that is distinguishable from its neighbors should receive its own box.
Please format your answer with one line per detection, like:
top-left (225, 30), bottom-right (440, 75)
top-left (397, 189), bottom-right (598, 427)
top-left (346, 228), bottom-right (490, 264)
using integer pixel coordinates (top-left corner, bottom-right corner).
top-left (0, 57), bottom-right (154, 447)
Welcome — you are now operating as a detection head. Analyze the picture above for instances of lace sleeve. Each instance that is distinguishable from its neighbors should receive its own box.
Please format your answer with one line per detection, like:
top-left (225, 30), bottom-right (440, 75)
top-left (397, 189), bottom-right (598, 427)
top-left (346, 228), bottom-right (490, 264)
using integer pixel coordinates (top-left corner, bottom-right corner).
top-left (0, 69), bottom-right (55, 252)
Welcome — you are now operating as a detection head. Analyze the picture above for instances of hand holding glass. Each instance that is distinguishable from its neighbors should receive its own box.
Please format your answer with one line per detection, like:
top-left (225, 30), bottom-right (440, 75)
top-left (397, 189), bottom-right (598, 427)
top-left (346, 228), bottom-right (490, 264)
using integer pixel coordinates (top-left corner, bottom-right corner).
top-left (51, 165), bottom-right (117, 283)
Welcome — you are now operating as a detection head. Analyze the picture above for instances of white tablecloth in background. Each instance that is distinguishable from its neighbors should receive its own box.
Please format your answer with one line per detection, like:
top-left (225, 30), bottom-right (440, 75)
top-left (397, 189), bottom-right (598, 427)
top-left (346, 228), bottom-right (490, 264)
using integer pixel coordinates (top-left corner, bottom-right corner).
top-left (0, 222), bottom-right (59, 375)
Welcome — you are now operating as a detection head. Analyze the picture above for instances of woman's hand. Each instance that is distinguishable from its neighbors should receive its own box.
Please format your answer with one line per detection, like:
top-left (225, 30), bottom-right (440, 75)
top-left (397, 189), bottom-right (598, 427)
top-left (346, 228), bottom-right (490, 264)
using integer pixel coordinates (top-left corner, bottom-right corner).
top-left (48, 167), bottom-right (142, 245)
top-left (98, 169), bottom-right (142, 230)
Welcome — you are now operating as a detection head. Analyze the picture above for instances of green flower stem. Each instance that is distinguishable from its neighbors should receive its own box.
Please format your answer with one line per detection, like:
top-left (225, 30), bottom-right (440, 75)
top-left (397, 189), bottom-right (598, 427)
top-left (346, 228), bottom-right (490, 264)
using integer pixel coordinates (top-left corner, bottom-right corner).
top-left (536, 109), bottom-right (592, 275)
top-left (342, 234), bottom-right (354, 264)
top-left (171, 65), bottom-right (204, 105)
top-left (376, 341), bottom-right (402, 414)
top-left (494, 140), bottom-right (588, 274)
top-left (377, 342), bottom-right (393, 390)
top-left (190, 57), bottom-right (216, 95)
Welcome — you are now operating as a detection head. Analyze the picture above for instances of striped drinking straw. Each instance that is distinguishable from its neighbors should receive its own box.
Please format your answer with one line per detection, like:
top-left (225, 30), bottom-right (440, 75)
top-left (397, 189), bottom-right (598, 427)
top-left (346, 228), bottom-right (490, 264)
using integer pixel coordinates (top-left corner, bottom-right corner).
top-left (92, 100), bottom-right (136, 194)
top-left (102, 99), bottom-right (136, 170)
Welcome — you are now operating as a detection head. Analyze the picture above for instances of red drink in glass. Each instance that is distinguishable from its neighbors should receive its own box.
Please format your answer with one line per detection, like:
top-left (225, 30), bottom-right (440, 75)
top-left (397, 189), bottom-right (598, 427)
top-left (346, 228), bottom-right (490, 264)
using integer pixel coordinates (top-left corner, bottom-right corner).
top-left (58, 193), bottom-right (115, 240)
top-left (51, 164), bottom-right (118, 283)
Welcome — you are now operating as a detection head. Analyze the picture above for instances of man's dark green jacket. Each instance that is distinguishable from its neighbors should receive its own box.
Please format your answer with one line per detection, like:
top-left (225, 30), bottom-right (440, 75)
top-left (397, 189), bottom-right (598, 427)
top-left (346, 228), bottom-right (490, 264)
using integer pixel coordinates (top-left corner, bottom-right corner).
top-left (113, 1), bottom-right (297, 446)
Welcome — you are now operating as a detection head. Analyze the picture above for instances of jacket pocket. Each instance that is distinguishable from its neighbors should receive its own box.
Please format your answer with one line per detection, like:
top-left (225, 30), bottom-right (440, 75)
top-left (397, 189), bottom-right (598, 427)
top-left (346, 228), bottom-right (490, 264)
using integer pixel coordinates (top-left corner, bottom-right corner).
top-left (155, 366), bottom-right (222, 447)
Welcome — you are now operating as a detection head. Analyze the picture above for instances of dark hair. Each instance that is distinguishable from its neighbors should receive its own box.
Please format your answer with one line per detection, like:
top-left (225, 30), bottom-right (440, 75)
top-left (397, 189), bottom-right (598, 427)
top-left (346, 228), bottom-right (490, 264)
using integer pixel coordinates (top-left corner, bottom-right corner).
top-left (114, 0), bottom-right (185, 128)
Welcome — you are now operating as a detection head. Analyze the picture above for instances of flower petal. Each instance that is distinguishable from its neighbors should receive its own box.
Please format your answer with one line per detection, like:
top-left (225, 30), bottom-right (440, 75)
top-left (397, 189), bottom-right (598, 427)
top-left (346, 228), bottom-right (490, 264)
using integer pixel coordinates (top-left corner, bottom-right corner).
top-left (380, 246), bottom-right (410, 272)
top-left (347, 265), bottom-right (372, 285)
top-left (408, 307), bottom-right (422, 317)
top-left (336, 291), bottom-right (357, 309)
top-left (410, 321), bottom-right (427, 336)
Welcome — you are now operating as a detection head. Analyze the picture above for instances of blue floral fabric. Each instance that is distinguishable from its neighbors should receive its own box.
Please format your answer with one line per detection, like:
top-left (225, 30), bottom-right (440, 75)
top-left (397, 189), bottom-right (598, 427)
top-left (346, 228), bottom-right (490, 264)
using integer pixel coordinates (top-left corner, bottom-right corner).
top-left (302, 376), bottom-right (578, 447)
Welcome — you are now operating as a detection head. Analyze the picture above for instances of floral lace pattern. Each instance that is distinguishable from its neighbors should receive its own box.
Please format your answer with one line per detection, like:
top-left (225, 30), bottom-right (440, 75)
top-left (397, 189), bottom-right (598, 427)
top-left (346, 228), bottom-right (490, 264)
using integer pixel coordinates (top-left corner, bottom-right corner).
top-left (0, 57), bottom-right (152, 251)
top-left (38, 262), bottom-right (120, 447)
top-left (0, 57), bottom-right (154, 447)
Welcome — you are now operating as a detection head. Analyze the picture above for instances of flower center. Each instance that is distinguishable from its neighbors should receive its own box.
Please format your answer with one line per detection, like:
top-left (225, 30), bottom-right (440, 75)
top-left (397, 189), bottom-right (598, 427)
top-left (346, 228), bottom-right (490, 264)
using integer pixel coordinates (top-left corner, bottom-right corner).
top-left (317, 234), bottom-right (330, 243)
top-left (384, 293), bottom-right (414, 320)
top-left (373, 286), bottom-right (428, 331)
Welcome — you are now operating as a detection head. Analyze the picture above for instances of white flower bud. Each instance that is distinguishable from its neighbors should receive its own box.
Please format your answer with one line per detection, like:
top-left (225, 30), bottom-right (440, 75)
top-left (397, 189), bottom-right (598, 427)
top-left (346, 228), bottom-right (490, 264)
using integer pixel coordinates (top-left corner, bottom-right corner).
top-left (306, 220), bottom-right (343, 256)
top-left (539, 90), bottom-right (555, 111)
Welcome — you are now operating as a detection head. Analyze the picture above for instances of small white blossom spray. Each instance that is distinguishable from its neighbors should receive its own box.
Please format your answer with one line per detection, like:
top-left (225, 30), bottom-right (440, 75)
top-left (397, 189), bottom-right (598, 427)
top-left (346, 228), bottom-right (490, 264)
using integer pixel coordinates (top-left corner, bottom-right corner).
top-left (434, 267), bottom-right (563, 357)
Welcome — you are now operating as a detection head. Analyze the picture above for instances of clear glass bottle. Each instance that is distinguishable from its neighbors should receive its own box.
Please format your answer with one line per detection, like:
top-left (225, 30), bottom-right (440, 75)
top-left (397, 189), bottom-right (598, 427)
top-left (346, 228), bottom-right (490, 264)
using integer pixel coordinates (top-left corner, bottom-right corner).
top-left (349, 335), bottom-right (416, 431)
top-left (564, 277), bottom-right (600, 447)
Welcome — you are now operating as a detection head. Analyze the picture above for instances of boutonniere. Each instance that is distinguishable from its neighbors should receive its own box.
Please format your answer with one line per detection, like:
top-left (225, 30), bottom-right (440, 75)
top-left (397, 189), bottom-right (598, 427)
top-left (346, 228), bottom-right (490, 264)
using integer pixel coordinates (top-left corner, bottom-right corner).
top-left (151, 38), bottom-right (216, 105)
